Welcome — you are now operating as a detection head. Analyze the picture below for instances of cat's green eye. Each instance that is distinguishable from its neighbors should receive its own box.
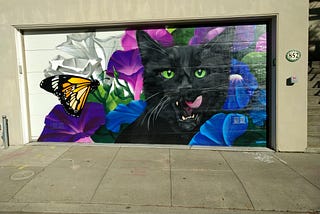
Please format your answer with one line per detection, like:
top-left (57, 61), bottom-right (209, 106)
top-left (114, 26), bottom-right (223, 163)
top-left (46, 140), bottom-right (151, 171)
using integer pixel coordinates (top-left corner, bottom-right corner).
top-left (194, 69), bottom-right (207, 78)
top-left (161, 70), bottom-right (175, 79)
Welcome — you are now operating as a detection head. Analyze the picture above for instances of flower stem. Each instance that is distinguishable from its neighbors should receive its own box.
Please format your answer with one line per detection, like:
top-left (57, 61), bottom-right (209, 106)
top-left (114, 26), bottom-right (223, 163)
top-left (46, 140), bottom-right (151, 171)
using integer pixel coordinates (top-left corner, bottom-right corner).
top-left (124, 81), bottom-right (134, 99)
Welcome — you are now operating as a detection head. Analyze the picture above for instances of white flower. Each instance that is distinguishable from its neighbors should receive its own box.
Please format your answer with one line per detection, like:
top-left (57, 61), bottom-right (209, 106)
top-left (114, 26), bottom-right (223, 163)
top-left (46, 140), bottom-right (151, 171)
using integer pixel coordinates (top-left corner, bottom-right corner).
top-left (57, 33), bottom-right (99, 59)
top-left (44, 55), bottom-right (101, 78)
top-left (44, 31), bottom-right (123, 85)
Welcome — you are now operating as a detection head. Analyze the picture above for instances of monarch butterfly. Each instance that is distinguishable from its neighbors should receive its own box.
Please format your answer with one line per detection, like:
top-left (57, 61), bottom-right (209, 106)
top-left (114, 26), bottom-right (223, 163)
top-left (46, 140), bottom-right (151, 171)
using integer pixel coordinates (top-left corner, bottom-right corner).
top-left (40, 75), bottom-right (100, 117)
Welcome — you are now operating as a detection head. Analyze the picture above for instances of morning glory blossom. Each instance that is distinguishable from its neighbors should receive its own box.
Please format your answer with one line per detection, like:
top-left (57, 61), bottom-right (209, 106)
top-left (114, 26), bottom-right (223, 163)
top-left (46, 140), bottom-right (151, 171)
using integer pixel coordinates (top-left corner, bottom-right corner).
top-left (106, 49), bottom-right (144, 100)
top-left (121, 28), bottom-right (173, 50)
top-left (223, 59), bottom-right (258, 110)
top-left (38, 102), bottom-right (105, 143)
top-left (189, 113), bottom-right (248, 146)
top-left (106, 100), bottom-right (147, 133)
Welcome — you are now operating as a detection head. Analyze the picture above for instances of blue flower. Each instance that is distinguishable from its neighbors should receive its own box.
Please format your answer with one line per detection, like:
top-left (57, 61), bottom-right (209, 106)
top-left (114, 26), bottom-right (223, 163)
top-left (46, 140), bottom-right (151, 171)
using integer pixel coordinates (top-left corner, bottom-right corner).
top-left (189, 113), bottom-right (248, 146)
top-left (223, 59), bottom-right (258, 110)
top-left (249, 89), bottom-right (267, 126)
top-left (105, 100), bottom-right (146, 133)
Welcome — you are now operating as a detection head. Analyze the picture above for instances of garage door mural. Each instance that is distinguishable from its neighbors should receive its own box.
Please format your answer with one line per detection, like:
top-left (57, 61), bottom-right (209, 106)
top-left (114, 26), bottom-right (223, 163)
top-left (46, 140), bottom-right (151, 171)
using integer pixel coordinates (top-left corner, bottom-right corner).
top-left (34, 24), bottom-right (267, 146)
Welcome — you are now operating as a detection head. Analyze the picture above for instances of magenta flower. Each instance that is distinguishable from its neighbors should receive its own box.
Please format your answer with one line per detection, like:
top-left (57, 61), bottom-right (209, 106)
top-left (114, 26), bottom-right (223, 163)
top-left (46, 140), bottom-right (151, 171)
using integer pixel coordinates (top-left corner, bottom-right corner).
top-left (38, 102), bottom-right (105, 143)
top-left (121, 28), bottom-right (173, 50)
top-left (256, 33), bottom-right (267, 52)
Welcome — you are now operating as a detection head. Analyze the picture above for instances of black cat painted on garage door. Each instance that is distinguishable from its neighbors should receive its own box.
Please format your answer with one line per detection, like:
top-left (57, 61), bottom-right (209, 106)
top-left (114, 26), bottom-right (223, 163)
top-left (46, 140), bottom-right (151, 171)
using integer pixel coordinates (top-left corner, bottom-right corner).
top-left (116, 27), bottom-right (234, 144)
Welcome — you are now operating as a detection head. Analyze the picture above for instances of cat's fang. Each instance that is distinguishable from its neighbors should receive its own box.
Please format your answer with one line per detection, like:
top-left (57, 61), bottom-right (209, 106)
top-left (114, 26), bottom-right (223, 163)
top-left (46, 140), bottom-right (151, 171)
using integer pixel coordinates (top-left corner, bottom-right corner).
top-left (180, 114), bottom-right (197, 121)
top-left (175, 101), bottom-right (179, 106)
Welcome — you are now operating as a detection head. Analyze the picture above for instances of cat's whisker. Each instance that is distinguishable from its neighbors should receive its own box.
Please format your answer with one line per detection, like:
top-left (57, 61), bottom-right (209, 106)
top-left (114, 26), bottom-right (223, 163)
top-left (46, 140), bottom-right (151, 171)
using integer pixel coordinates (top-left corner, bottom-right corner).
top-left (141, 108), bottom-right (153, 129)
top-left (155, 83), bottom-right (230, 97)
top-left (181, 84), bottom-right (230, 94)
top-left (149, 96), bottom-right (170, 127)
top-left (193, 84), bottom-right (231, 92)
top-left (145, 91), bottom-right (163, 101)
top-left (154, 96), bottom-right (171, 121)
top-left (141, 95), bottom-right (169, 129)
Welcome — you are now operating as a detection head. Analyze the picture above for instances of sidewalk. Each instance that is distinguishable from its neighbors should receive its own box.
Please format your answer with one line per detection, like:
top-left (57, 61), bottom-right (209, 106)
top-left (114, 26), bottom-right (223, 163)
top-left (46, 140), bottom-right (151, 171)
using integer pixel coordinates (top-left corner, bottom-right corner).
top-left (0, 144), bottom-right (319, 214)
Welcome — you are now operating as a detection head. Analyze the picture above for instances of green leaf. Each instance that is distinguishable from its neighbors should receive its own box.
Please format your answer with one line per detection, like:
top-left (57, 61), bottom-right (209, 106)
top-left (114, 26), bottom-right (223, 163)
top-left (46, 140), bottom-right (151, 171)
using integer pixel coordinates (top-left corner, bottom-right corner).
top-left (233, 119), bottom-right (267, 147)
top-left (254, 25), bottom-right (267, 41)
top-left (91, 125), bottom-right (118, 143)
top-left (111, 89), bottom-right (132, 104)
top-left (114, 85), bottom-right (125, 97)
top-left (91, 123), bottom-right (132, 144)
top-left (166, 28), bottom-right (176, 34)
top-left (140, 92), bottom-right (146, 101)
top-left (97, 70), bottom-right (106, 82)
top-left (104, 88), bottom-right (133, 111)
top-left (113, 69), bottom-right (119, 79)
top-left (87, 68), bottom-right (135, 114)
top-left (105, 96), bottom-right (118, 111)
top-left (172, 28), bottom-right (195, 46)
top-left (87, 84), bottom-right (111, 113)
top-left (241, 52), bottom-right (267, 85)
top-left (119, 123), bottom-right (131, 134)
top-left (87, 91), bottom-right (100, 103)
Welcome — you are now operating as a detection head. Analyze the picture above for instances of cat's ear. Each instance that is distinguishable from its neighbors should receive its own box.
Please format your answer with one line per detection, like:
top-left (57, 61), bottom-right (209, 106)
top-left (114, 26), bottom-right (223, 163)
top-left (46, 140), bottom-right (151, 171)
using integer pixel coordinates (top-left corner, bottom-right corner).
top-left (200, 26), bottom-right (235, 63)
top-left (136, 30), bottom-right (167, 63)
top-left (202, 26), bottom-right (235, 51)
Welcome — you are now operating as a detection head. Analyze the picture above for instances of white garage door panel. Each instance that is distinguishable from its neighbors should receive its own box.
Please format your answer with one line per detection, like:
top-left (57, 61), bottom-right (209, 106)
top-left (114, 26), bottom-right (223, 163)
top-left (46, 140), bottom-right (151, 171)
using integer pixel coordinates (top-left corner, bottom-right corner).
top-left (24, 32), bottom-right (81, 140)
top-left (26, 73), bottom-right (46, 94)
top-left (25, 50), bottom-right (71, 73)
top-left (24, 33), bottom-right (69, 51)
top-left (28, 93), bottom-right (57, 138)
top-left (24, 30), bottom-right (125, 141)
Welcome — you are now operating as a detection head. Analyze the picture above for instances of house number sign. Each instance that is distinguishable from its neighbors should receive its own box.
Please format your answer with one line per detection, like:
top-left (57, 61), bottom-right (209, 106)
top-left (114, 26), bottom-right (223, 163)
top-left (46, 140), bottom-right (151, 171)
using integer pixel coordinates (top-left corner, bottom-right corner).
top-left (286, 50), bottom-right (301, 62)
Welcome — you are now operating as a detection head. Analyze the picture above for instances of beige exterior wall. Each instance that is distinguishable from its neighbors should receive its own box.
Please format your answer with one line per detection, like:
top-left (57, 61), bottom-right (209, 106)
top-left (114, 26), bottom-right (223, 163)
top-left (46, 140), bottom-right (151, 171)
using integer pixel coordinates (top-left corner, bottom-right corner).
top-left (0, 0), bottom-right (309, 151)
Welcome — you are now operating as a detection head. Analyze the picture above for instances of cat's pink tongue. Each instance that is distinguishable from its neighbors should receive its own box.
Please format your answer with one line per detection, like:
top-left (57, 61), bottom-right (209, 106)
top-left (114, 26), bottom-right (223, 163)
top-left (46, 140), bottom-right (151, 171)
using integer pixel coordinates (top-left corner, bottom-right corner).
top-left (185, 96), bottom-right (202, 109)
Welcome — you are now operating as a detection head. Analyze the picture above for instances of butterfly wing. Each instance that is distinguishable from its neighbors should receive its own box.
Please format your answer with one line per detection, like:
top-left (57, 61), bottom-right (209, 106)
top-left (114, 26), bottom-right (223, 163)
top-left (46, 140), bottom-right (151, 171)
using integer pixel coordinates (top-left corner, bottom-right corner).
top-left (40, 75), bottom-right (99, 117)
top-left (59, 76), bottom-right (93, 117)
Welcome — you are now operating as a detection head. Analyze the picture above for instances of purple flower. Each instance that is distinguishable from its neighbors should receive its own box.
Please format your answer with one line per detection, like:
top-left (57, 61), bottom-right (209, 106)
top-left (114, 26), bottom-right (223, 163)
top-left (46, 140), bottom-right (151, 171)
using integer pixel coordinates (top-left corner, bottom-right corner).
top-left (189, 113), bottom-right (248, 146)
top-left (223, 59), bottom-right (258, 110)
top-left (38, 102), bottom-right (105, 143)
top-left (106, 49), bottom-right (144, 100)
top-left (256, 33), bottom-right (267, 52)
top-left (189, 26), bottom-right (255, 51)
top-left (189, 27), bottom-right (226, 45)
top-left (121, 29), bottom-right (173, 50)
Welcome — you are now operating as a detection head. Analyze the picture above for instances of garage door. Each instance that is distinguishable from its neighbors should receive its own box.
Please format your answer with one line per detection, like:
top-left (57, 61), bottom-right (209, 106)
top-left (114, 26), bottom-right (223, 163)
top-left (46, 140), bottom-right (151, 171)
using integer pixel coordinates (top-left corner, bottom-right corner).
top-left (23, 23), bottom-right (268, 147)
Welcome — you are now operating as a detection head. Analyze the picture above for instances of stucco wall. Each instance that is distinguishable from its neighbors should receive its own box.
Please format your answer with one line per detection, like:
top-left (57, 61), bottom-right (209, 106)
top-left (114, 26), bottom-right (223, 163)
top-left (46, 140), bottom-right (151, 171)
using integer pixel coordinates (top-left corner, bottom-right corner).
top-left (0, 0), bottom-right (308, 151)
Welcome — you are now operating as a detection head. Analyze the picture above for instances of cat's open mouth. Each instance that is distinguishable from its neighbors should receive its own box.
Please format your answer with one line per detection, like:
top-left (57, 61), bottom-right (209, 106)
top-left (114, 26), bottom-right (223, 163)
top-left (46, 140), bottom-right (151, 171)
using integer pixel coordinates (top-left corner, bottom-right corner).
top-left (174, 95), bottom-right (203, 130)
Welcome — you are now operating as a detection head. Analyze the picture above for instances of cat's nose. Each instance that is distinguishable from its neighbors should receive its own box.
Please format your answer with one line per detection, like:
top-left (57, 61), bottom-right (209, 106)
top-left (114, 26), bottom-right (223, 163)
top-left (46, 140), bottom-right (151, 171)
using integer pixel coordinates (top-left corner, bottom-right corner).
top-left (179, 87), bottom-right (197, 102)
top-left (177, 76), bottom-right (191, 90)
top-left (178, 85), bottom-right (192, 97)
